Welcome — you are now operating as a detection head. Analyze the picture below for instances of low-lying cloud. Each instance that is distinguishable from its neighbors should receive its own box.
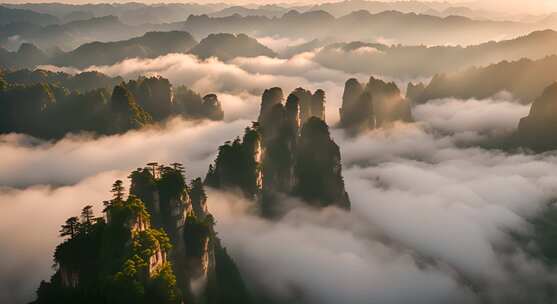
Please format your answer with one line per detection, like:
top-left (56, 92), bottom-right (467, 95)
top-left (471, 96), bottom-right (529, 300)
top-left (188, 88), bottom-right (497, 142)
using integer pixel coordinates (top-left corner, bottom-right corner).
top-left (0, 118), bottom-right (248, 187)
top-left (0, 171), bottom-right (122, 303)
top-left (40, 52), bottom-right (362, 124)
top-left (1, 94), bottom-right (555, 304)
top-left (210, 109), bottom-right (557, 303)
top-left (255, 36), bottom-right (308, 53)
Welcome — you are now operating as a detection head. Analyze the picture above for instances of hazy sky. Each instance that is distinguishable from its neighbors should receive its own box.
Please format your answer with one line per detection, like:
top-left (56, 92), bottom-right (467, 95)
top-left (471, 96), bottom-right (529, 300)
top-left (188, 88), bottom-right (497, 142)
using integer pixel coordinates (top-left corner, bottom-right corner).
top-left (2, 0), bottom-right (557, 14)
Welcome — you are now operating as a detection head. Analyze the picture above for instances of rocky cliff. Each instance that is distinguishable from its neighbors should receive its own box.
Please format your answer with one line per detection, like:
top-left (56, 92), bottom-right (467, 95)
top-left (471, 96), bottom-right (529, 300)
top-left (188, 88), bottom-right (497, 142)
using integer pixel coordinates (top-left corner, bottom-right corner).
top-left (129, 163), bottom-right (251, 304)
top-left (0, 72), bottom-right (224, 139)
top-left (294, 117), bottom-right (351, 209)
top-left (516, 83), bottom-right (557, 151)
top-left (339, 77), bottom-right (413, 133)
top-left (35, 165), bottom-right (251, 304)
top-left (206, 86), bottom-right (350, 217)
top-left (36, 193), bottom-right (178, 303)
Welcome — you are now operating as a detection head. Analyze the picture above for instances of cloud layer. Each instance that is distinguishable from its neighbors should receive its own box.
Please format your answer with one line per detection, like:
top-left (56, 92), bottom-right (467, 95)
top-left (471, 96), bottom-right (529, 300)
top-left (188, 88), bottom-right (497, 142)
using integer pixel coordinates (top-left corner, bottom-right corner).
top-left (0, 118), bottom-right (248, 187)
top-left (210, 98), bottom-right (557, 303)
top-left (40, 52), bottom-right (364, 124)
top-left (1, 92), bottom-right (555, 304)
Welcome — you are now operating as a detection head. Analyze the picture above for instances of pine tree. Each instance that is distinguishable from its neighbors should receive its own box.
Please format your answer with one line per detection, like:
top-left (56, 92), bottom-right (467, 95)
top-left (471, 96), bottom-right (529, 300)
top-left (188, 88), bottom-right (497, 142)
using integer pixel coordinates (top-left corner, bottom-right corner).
top-left (81, 205), bottom-right (94, 224)
top-left (80, 205), bottom-right (95, 234)
top-left (111, 180), bottom-right (125, 201)
top-left (147, 162), bottom-right (158, 178)
top-left (170, 162), bottom-right (184, 174)
top-left (59, 216), bottom-right (80, 238)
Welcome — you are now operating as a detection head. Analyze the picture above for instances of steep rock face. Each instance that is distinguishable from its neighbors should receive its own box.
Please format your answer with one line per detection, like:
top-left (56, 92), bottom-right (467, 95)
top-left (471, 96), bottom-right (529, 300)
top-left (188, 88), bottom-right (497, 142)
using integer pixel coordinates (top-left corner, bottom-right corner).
top-left (129, 164), bottom-right (251, 304)
top-left (406, 81), bottom-right (426, 103)
top-left (311, 89), bottom-right (326, 121)
top-left (340, 78), bottom-right (371, 131)
top-left (36, 195), bottom-right (178, 304)
top-left (294, 117), bottom-right (351, 209)
top-left (205, 125), bottom-right (263, 200)
top-left (517, 83), bottom-right (557, 151)
top-left (58, 265), bottom-right (79, 288)
top-left (261, 103), bottom-right (296, 210)
top-left (285, 93), bottom-right (301, 136)
top-left (258, 87), bottom-right (284, 129)
top-left (130, 164), bottom-right (193, 295)
top-left (291, 87), bottom-right (312, 124)
top-left (202, 94), bottom-right (225, 121)
top-left (339, 77), bottom-right (412, 132)
top-left (190, 178), bottom-right (209, 219)
top-left (207, 86), bottom-right (351, 216)
top-left (367, 77), bottom-right (413, 126)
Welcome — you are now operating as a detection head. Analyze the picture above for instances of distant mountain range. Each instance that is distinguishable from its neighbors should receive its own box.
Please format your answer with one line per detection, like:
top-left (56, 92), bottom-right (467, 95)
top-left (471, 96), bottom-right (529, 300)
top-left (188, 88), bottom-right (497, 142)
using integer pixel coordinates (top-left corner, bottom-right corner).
top-left (312, 29), bottom-right (557, 78)
top-left (407, 55), bottom-right (557, 104)
top-left (173, 10), bottom-right (554, 46)
top-left (7, 1), bottom-right (538, 22)
top-left (3, 3), bottom-right (557, 51)
top-left (0, 14), bottom-right (146, 50)
top-left (0, 31), bottom-right (275, 69)
top-left (50, 31), bottom-right (198, 68)
top-left (190, 33), bottom-right (276, 61)
top-left (0, 5), bottom-right (59, 26)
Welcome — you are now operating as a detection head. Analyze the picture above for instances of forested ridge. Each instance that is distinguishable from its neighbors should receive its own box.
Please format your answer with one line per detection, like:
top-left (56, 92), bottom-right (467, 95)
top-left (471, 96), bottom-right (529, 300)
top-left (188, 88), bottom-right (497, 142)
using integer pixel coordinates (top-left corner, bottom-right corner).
top-left (0, 69), bottom-right (223, 139)
top-left (35, 163), bottom-right (251, 304)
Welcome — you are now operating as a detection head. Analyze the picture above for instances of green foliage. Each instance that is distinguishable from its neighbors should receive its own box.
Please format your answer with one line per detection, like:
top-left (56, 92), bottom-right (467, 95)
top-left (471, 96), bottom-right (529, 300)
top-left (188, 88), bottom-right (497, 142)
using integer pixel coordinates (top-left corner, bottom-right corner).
top-left (0, 76), bottom-right (6, 91)
top-left (133, 229), bottom-right (172, 259)
top-left (189, 177), bottom-right (208, 216)
top-left (59, 216), bottom-right (80, 238)
top-left (173, 86), bottom-right (224, 121)
top-left (0, 70), bottom-right (222, 139)
top-left (39, 185), bottom-right (180, 304)
top-left (0, 82), bottom-right (56, 137)
top-left (110, 84), bottom-right (153, 133)
top-left (39, 165), bottom-right (253, 304)
top-left (158, 166), bottom-right (186, 200)
top-left (2, 69), bottom-right (122, 92)
top-left (146, 263), bottom-right (179, 303)
top-left (111, 180), bottom-right (125, 201)
top-left (129, 167), bottom-right (160, 223)
top-left (205, 125), bottom-right (261, 198)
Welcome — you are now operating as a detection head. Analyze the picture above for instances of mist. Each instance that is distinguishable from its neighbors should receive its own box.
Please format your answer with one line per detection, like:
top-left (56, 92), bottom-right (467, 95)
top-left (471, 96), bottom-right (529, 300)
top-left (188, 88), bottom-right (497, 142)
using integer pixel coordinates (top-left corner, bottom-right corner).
top-left (5, 0), bottom-right (557, 303)
top-left (2, 93), bottom-right (557, 303)
top-left (208, 98), bottom-right (557, 304)
top-left (39, 52), bottom-right (362, 123)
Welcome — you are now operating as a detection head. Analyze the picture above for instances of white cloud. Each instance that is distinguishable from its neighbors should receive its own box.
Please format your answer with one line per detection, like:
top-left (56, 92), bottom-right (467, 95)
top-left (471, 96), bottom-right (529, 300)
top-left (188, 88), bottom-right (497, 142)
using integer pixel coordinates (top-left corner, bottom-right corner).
top-left (0, 118), bottom-right (248, 187)
top-left (1, 85), bottom-right (556, 304)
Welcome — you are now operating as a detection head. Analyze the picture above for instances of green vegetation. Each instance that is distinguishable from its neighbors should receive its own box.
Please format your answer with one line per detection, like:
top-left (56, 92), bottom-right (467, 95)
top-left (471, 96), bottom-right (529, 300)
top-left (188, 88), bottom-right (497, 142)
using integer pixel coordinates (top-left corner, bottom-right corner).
top-left (36, 182), bottom-right (179, 304)
top-left (207, 86), bottom-right (351, 215)
top-left (205, 124), bottom-right (262, 200)
top-left (0, 70), bottom-right (224, 139)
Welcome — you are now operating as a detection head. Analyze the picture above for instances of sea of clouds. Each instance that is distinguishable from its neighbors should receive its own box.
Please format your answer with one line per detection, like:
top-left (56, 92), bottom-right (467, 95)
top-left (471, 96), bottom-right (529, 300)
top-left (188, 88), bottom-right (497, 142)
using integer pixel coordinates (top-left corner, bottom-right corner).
top-left (3, 45), bottom-right (557, 304)
top-left (2, 91), bottom-right (556, 303)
